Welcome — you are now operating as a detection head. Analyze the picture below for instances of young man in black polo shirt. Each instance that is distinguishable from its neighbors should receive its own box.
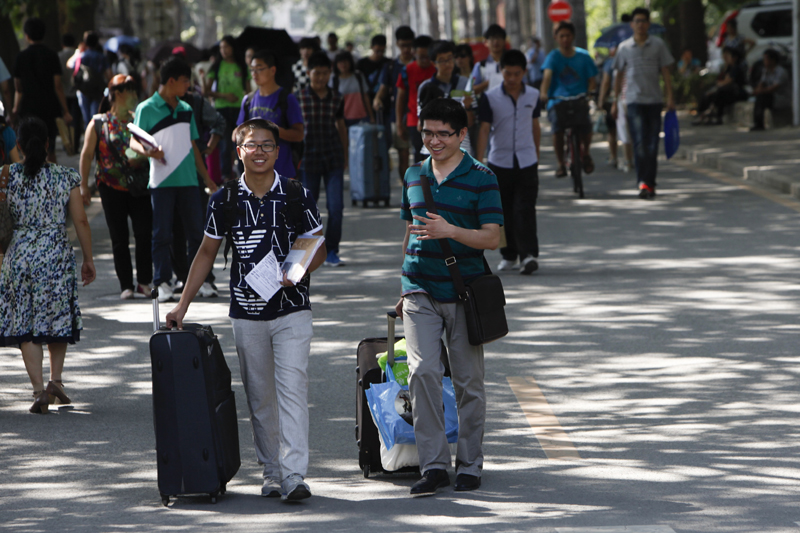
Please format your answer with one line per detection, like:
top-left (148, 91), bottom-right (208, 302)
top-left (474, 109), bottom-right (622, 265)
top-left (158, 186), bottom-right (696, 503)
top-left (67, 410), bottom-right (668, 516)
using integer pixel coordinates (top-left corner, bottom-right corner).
top-left (167, 118), bottom-right (326, 501)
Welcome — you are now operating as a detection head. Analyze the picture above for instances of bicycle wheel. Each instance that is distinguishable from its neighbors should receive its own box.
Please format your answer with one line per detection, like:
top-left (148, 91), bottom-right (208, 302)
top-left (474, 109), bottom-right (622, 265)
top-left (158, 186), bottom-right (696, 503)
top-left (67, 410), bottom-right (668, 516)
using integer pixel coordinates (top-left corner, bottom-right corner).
top-left (571, 130), bottom-right (584, 198)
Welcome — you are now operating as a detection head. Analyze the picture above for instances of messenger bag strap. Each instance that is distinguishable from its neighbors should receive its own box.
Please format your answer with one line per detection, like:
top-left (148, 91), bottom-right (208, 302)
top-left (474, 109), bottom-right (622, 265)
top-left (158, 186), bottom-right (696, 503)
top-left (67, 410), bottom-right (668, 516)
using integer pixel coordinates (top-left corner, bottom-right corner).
top-left (417, 171), bottom-right (469, 301)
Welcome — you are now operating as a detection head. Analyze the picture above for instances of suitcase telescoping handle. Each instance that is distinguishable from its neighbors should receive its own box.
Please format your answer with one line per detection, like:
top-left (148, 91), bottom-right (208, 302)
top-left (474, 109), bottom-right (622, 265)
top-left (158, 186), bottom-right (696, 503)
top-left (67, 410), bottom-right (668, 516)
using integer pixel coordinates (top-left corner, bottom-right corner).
top-left (387, 311), bottom-right (398, 366)
top-left (152, 287), bottom-right (161, 332)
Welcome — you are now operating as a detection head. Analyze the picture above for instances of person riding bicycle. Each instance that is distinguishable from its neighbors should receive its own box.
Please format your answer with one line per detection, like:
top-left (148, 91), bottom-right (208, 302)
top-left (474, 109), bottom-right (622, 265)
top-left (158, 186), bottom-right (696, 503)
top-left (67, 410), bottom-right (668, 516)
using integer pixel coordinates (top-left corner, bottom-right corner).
top-left (539, 21), bottom-right (598, 178)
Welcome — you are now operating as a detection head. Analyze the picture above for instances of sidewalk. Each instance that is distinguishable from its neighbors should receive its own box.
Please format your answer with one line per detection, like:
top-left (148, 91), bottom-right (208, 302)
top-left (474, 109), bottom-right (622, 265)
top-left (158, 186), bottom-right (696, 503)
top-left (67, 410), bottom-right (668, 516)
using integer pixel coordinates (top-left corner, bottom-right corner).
top-left (674, 112), bottom-right (800, 200)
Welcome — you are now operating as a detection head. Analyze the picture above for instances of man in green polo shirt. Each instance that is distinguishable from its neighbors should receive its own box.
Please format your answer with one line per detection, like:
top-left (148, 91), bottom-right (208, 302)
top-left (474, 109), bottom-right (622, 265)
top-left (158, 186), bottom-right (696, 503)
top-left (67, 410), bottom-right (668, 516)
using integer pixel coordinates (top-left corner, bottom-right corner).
top-left (131, 56), bottom-right (217, 302)
top-left (395, 98), bottom-right (503, 497)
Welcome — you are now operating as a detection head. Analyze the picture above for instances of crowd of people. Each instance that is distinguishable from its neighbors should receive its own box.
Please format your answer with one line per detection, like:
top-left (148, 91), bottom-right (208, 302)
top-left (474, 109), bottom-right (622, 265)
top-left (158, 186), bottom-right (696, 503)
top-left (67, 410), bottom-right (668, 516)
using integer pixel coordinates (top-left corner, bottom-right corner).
top-left (0, 7), bottom-right (743, 500)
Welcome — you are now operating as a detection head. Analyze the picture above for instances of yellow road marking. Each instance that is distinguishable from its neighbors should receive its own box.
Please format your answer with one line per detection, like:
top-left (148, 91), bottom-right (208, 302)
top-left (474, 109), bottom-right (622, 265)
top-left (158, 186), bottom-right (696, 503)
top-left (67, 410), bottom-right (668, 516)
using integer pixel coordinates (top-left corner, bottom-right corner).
top-left (507, 376), bottom-right (581, 460)
top-left (672, 158), bottom-right (800, 214)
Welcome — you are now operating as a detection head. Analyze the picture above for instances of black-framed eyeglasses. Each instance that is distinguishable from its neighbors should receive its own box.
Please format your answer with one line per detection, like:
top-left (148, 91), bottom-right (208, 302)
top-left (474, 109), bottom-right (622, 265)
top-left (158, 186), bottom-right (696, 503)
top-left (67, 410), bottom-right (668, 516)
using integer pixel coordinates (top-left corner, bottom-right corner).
top-left (421, 129), bottom-right (459, 141)
top-left (250, 66), bottom-right (270, 74)
top-left (239, 142), bottom-right (277, 153)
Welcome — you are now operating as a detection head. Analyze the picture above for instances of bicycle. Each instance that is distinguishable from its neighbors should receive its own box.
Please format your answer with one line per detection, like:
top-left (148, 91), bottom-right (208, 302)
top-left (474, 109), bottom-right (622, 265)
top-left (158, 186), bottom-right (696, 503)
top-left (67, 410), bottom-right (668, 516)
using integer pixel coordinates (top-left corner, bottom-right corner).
top-left (553, 94), bottom-right (591, 199)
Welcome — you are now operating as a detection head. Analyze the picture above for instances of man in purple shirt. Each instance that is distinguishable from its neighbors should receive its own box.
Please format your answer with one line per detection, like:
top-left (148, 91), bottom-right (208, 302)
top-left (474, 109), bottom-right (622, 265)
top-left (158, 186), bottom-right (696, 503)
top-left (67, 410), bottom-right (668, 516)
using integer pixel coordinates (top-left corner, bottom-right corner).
top-left (237, 50), bottom-right (304, 178)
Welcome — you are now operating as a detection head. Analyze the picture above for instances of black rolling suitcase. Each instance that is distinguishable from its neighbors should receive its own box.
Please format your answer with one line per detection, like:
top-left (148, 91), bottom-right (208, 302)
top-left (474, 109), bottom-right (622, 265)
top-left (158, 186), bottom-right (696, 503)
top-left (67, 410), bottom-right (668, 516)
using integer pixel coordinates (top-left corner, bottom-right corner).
top-left (356, 311), bottom-right (447, 478)
top-left (149, 288), bottom-right (240, 506)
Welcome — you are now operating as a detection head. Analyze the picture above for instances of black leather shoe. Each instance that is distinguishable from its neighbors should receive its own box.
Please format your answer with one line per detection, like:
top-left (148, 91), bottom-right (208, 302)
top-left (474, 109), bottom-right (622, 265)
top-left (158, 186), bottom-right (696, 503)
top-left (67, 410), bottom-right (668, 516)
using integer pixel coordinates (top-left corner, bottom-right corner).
top-left (410, 469), bottom-right (450, 496)
top-left (454, 473), bottom-right (481, 491)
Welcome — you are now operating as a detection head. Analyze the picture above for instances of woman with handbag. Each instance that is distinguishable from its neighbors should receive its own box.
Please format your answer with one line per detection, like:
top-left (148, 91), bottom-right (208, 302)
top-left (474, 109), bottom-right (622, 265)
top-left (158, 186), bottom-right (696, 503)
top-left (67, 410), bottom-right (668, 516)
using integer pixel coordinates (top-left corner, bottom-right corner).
top-left (0, 117), bottom-right (96, 414)
top-left (79, 74), bottom-right (152, 300)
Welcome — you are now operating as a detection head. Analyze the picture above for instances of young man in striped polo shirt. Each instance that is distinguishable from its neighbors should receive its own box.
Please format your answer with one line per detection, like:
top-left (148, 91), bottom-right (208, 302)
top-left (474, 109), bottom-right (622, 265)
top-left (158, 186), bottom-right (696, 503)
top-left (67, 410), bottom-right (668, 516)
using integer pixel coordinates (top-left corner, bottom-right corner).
top-left (396, 98), bottom-right (503, 496)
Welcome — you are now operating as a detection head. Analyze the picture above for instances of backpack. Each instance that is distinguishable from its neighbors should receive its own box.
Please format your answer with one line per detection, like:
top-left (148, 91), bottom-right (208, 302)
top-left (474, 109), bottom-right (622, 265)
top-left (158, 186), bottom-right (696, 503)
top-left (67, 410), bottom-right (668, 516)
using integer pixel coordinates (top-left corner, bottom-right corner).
top-left (242, 88), bottom-right (305, 170)
top-left (219, 177), bottom-right (306, 274)
top-left (74, 63), bottom-right (106, 99)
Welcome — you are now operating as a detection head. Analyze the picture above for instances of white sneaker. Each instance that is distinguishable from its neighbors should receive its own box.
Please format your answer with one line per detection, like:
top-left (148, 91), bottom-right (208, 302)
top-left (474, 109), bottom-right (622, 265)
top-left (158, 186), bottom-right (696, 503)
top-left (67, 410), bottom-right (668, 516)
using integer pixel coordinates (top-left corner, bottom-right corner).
top-left (497, 259), bottom-right (518, 271)
top-left (261, 477), bottom-right (281, 498)
top-left (156, 282), bottom-right (173, 303)
top-left (197, 282), bottom-right (218, 298)
top-left (120, 288), bottom-right (135, 300)
top-left (281, 473), bottom-right (311, 501)
top-left (621, 161), bottom-right (632, 173)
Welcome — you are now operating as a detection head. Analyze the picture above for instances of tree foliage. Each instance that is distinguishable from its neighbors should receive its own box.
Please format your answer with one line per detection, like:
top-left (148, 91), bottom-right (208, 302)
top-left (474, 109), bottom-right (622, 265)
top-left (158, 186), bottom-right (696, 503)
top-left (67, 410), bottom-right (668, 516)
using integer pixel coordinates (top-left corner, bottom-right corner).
top-left (307, 0), bottom-right (395, 54)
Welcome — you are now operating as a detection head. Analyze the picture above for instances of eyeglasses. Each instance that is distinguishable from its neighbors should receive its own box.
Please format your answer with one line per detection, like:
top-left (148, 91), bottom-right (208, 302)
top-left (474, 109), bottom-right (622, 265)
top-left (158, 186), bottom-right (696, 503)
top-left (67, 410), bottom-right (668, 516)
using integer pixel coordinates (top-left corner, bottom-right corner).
top-left (435, 57), bottom-right (455, 65)
top-left (250, 66), bottom-right (270, 74)
top-left (421, 130), bottom-right (459, 141)
top-left (239, 142), bottom-right (277, 153)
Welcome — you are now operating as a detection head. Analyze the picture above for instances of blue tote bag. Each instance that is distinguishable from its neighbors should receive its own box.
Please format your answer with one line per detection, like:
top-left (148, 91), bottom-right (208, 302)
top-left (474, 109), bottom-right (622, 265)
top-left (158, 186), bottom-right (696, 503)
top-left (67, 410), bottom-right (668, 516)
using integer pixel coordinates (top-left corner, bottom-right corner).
top-left (664, 109), bottom-right (680, 159)
top-left (365, 363), bottom-right (458, 450)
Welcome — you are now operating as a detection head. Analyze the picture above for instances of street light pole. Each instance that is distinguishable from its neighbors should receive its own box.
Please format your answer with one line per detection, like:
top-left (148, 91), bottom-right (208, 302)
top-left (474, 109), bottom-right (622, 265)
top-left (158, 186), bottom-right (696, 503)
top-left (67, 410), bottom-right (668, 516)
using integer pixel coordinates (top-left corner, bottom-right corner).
top-left (793, 0), bottom-right (800, 126)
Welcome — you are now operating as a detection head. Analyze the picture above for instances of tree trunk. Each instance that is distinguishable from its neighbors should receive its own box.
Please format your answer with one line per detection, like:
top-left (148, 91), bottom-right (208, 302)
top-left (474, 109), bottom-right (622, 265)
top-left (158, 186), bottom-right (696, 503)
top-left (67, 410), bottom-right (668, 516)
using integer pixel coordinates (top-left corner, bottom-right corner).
top-left (173, 0), bottom-right (183, 41)
top-left (506, 0), bottom-right (522, 48)
top-left (0, 13), bottom-right (20, 75)
top-left (426, 0), bottom-right (441, 38)
top-left (571, 0), bottom-right (588, 50)
top-left (458, 0), bottom-right (471, 39)
top-left (397, 0), bottom-right (411, 27)
top-left (197, 0), bottom-right (217, 48)
top-left (487, 0), bottom-right (498, 25)
top-left (679, 0), bottom-right (706, 63)
top-left (469, 0), bottom-right (484, 38)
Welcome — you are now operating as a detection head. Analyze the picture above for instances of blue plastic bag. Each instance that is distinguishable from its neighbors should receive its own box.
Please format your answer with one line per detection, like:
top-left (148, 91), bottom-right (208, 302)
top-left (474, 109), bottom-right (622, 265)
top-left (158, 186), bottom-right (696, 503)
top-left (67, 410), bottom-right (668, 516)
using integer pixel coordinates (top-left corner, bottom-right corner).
top-left (664, 109), bottom-right (680, 159)
top-left (365, 363), bottom-right (459, 450)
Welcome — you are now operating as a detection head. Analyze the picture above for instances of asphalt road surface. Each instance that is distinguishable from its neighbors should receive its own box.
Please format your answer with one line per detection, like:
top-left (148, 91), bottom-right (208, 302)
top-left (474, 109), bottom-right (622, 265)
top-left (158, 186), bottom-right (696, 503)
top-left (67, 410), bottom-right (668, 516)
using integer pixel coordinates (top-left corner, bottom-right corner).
top-left (2, 145), bottom-right (800, 533)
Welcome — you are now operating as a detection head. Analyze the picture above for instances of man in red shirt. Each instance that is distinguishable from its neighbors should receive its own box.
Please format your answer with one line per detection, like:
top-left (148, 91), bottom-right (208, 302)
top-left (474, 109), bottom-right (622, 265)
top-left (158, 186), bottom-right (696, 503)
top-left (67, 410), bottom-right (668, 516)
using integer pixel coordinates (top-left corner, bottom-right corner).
top-left (395, 35), bottom-right (435, 162)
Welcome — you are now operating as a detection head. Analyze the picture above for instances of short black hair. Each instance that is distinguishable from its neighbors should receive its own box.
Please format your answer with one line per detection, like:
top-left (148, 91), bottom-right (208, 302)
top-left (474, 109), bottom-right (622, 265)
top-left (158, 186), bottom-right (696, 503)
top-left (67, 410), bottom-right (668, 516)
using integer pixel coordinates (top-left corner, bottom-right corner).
top-left (235, 118), bottom-right (280, 146)
top-left (414, 35), bottom-right (433, 49)
top-left (418, 83), bottom-right (445, 111)
top-left (23, 17), bottom-right (46, 41)
top-left (722, 46), bottom-right (742, 61)
top-left (396, 25), bottom-right (415, 42)
top-left (160, 56), bottom-right (192, 83)
top-left (299, 37), bottom-right (319, 51)
top-left (328, 32), bottom-right (338, 40)
top-left (555, 21), bottom-right (576, 36)
top-left (763, 48), bottom-right (781, 62)
top-left (307, 50), bottom-right (332, 71)
top-left (484, 24), bottom-right (507, 40)
top-left (371, 34), bottom-right (387, 47)
top-left (85, 31), bottom-right (100, 49)
top-left (334, 50), bottom-right (355, 72)
top-left (621, 13), bottom-right (632, 23)
top-left (419, 98), bottom-right (468, 134)
top-left (430, 40), bottom-right (456, 62)
top-left (631, 7), bottom-right (650, 21)
top-left (62, 33), bottom-right (76, 48)
top-left (251, 49), bottom-right (276, 68)
top-left (500, 49), bottom-right (527, 70)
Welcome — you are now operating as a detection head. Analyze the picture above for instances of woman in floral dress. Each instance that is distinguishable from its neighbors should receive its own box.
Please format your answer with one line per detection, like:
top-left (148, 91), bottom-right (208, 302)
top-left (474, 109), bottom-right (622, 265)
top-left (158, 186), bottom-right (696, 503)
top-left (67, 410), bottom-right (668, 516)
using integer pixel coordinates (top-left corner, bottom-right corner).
top-left (79, 74), bottom-right (151, 300)
top-left (0, 117), bottom-right (96, 414)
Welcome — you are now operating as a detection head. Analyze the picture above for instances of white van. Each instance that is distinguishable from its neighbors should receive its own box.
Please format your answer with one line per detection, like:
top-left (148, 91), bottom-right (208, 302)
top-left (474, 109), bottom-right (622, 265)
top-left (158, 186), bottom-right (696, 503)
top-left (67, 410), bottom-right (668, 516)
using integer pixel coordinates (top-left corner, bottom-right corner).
top-left (708, 0), bottom-right (792, 72)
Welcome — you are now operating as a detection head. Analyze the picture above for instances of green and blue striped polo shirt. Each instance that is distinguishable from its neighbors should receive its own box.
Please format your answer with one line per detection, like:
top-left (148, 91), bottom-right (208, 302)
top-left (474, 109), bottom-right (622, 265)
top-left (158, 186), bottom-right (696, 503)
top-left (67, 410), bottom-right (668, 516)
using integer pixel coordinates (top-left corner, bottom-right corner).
top-left (400, 151), bottom-right (504, 303)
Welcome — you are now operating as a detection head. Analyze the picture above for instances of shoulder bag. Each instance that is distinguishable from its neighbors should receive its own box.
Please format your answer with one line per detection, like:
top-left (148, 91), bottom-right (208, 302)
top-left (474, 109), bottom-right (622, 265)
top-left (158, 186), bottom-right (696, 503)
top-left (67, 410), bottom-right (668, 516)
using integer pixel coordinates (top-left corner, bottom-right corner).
top-left (417, 172), bottom-right (508, 346)
top-left (93, 114), bottom-right (149, 197)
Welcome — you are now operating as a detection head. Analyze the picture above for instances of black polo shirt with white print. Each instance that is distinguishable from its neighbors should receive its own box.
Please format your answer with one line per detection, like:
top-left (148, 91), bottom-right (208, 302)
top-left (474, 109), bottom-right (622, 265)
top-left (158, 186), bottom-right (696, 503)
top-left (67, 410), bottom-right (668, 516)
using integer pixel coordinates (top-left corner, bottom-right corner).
top-left (205, 172), bottom-right (323, 320)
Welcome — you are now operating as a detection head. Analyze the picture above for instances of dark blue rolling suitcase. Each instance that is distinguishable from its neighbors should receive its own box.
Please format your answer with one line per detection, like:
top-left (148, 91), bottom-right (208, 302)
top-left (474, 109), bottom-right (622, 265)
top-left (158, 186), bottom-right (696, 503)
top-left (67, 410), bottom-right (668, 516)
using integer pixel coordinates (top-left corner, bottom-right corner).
top-left (349, 120), bottom-right (391, 207)
top-left (150, 289), bottom-right (240, 506)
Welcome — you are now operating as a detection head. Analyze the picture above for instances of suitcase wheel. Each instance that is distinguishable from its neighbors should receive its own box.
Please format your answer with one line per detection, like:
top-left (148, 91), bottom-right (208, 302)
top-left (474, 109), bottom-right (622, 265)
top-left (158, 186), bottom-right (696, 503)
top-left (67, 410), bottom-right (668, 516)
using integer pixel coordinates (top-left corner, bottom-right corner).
top-left (352, 199), bottom-right (357, 206)
top-left (160, 493), bottom-right (169, 507)
top-left (220, 483), bottom-right (227, 495)
top-left (210, 491), bottom-right (218, 504)
top-left (362, 464), bottom-right (370, 478)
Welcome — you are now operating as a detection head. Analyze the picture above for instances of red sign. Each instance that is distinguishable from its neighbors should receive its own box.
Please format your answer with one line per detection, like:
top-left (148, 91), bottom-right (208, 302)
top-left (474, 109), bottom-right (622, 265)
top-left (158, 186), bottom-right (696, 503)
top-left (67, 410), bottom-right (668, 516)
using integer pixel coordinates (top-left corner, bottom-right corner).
top-left (548, 0), bottom-right (572, 22)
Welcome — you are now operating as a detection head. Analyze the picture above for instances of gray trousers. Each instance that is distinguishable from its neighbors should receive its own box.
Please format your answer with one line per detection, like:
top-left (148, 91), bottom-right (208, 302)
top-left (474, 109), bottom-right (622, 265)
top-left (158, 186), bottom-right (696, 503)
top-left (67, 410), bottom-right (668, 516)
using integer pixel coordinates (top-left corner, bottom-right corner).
top-left (231, 310), bottom-right (312, 482)
top-left (403, 293), bottom-right (486, 476)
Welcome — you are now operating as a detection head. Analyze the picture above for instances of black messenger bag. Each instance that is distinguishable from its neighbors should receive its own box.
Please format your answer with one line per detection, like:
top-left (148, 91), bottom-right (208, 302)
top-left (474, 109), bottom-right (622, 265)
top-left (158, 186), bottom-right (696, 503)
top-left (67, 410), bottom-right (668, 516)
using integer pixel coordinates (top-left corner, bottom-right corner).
top-left (418, 173), bottom-right (508, 346)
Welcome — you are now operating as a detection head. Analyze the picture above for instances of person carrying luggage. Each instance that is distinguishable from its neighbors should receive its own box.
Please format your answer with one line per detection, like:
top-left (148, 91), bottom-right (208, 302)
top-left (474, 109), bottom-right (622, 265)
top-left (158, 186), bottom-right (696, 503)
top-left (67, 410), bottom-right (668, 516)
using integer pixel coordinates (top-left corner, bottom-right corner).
top-left (395, 98), bottom-right (503, 496)
top-left (166, 118), bottom-right (326, 501)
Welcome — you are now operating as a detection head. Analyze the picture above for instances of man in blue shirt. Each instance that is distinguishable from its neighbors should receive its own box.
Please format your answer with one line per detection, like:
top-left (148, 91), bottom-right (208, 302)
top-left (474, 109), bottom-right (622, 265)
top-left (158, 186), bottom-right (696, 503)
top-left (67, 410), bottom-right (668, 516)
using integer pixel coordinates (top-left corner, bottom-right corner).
top-left (540, 21), bottom-right (598, 178)
top-left (237, 50), bottom-right (304, 178)
top-left (477, 50), bottom-right (541, 275)
top-left (396, 98), bottom-right (503, 496)
top-left (167, 118), bottom-right (326, 502)
top-left (525, 36), bottom-right (546, 88)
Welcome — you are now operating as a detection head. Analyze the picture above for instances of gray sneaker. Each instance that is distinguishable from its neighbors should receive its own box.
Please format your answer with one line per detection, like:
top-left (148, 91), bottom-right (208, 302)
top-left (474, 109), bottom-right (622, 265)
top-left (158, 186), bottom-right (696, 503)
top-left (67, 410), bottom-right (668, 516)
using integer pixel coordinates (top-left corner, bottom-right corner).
top-left (281, 473), bottom-right (311, 501)
top-left (261, 477), bottom-right (281, 498)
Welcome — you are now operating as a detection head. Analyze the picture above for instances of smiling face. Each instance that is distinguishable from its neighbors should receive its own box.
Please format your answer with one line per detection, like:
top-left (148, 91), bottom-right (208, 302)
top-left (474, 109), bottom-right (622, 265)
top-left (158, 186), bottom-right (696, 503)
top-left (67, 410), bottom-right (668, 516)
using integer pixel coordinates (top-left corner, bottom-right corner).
top-left (237, 127), bottom-right (279, 176)
top-left (421, 119), bottom-right (466, 162)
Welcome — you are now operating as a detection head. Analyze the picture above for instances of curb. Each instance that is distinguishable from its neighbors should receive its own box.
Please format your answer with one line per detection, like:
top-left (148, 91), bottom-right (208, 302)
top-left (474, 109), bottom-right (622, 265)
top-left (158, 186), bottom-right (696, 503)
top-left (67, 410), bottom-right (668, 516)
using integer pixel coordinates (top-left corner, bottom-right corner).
top-left (676, 145), bottom-right (800, 201)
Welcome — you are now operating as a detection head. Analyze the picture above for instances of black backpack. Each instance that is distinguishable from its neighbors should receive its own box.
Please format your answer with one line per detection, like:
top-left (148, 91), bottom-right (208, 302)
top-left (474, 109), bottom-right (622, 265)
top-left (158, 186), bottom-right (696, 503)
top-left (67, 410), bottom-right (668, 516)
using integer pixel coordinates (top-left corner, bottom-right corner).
top-left (242, 88), bottom-right (305, 170)
top-left (74, 63), bottom-right (106, 100)
top-left (219, 177), bottom-right (306, 273)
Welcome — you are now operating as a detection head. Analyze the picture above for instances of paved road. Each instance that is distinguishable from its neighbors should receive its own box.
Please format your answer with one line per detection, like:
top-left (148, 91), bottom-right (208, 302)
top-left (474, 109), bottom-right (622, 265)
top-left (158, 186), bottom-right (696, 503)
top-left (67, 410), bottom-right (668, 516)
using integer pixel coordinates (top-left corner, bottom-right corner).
top-left (2, 144), bottom-right (800, 533)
